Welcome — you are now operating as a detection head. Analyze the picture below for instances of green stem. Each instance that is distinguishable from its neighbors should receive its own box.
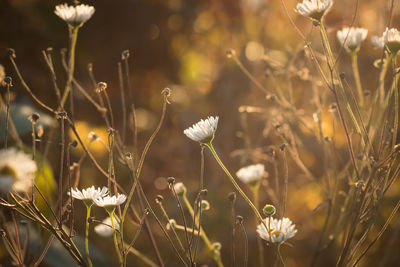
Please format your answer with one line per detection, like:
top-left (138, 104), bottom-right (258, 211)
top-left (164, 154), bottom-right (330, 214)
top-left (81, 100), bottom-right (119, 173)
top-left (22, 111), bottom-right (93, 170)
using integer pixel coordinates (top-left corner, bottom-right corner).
top-left (85, 205), bottom-right (93, 267)
top-left (319, 24), bottom-right (364, 144)
top-left (181, 194), bottom-right (224, 267)
top-left (206, 143), bottom-right (265, 224)
top-left (60, 26), bottom-right (79, 108)
top-left (392, 56), bottom-right (398, 146)
top-left (252, 185), bottom-right (265, 267)
top-left (351, 51), bottom-right (364, 107)
top-left (276, 244), bottom-right (285, 267)
top-left (110, 210), bottom-right (123, 267)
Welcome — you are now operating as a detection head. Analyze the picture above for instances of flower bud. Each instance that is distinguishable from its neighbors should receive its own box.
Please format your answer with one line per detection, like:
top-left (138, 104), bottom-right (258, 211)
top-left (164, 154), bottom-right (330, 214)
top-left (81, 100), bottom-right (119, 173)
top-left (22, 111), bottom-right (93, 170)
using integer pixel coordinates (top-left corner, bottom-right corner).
top-left (227, 192), bottom-right (236, 202)
top-left (121, 50), bottom-right (130, 60)
top-left (155, 195), bottom-right (164, 204)
top-left (167, 177), bottom-right (175, 184)
top-left (263, 204), bottom-right (276, 216)
top-left (200, 200), bottom-right (210, 211)
top-left (235, 215), bottom-right (244, 224)
top-left (226, 49), bottom-right (236, 58)
top-left (3, 77), bottom-right (12, 86)
top-left (173, 182), bottom-right (186, 196)
top-left (96, 82), bottom-right (107, 93)
top-left (28, 113), bottom-right (40, 124)
top-left (166, 219), bottom-right (176, 230)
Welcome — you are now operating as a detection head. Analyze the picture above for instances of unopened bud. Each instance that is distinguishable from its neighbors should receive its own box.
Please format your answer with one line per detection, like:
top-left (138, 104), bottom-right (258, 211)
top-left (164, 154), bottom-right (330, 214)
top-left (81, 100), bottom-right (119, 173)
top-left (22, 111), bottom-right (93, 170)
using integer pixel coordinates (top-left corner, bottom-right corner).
top-left (173, 182), bottom-right (186, 196)
top-left (155, 195), bottom-right (164, 204)
top-left (7, 48), bottom-right (16, 58)
top-left (227, 192), bottom-right (236, 202)
top-left (4, 77), bottom-right (12, 86)
top-left (263, 204), bottom-right (276, 216)
top-left (96, 82), bottom-right (107, 93)
top-left (167, 177), bottom-right (175, 184)
top-left (28, 113), bottom-right (40, 123)
top-left (226, 49), bottom-right (236, 58)
top-left (235, 215), bottom-right (244, 224)
top-left (121, 50), bottom-right (130, 60)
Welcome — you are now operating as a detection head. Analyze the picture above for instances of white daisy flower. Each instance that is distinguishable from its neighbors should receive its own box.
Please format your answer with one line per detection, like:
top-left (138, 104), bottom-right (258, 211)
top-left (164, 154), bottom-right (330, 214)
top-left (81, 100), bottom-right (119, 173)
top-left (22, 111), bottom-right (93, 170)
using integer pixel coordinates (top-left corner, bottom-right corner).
top-left (94, 194), bottom-right (127, 211)
top-left (236, 164), bottom-right (265, 185)
top-left (337, 27), bottom-right (368, 51)
top-left (94, 217), bottom-right (120, 237)
top-left (0, 148), bottom-right (37, 193)
top-left (68, 186), bottom-right (108, 206)
top-left (296, 0), bottom-right (333, 21)
top-left (383, 27), bottom-right (400, 54)
top-left (173, 182), bottom-right (186, 196)
top-left (183, 116), bottom-right (219, 143)
top-left (54, 3), bottom-right (95, 27)
top-left (257, 217), bottom-right (297, 243)
top-left (371, 35), bottom-right (385, 49)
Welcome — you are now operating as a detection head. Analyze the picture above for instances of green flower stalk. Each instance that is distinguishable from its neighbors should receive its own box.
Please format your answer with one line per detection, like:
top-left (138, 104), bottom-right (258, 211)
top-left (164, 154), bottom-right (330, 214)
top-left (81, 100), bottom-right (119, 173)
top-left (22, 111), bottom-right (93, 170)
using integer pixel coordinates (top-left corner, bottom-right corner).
top-left (54, 3), bottom-right (95, 108)
top-left (94, 194), bottom-right (127, 267)
top-left (183, 117), bottom-right (267, 227)
top-left (85, 205), bottom-right (94, 267)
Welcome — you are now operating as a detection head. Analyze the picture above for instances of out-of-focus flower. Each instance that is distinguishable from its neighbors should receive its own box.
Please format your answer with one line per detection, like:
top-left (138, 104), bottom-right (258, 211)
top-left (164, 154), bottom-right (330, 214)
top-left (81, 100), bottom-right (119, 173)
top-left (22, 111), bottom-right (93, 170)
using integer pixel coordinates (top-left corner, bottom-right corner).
top-left (173, 182), bottom-right (186, 196)
top-left (95, 217), bottom-right (120, 237)
top-left (236, 164), bottom-right (265, 185)
top-left (383, 28), bottom-right (400, 54)
top-left (257, 217), bottom-right (297, 243)
top-left (54, 3), bottom-right (95, 27)
top-left (0, 148), bottom-right (37, 193)
top-left (183, 116), bottom-right (219, 143)
top-left (94, 194), bottom-right (127, 211)
top-left (371, 35), bottom-right (385, 49)
top-left (296, 0), bottom-right (333, 21)
top-left (68, 186), bottom-right (108, 206)
top-left (337, 27), bottom-right (368, 51)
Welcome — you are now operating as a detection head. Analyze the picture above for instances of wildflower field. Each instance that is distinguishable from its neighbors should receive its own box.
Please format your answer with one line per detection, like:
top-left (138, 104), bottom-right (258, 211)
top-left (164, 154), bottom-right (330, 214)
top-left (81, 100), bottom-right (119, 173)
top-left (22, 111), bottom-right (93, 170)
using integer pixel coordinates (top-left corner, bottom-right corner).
top-left (1, 0), bottom-right (400, 266)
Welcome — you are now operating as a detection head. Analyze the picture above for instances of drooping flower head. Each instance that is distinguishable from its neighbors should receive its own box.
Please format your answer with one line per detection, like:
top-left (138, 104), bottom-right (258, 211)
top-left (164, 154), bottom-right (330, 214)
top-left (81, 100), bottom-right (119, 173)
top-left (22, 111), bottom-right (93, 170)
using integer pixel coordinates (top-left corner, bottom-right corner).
top-left (236, 164), bottom-right (265, 186)
top-left (337, 27), bottom-right (368, 52)
top-left (183, 116), bottom-right (219, 144)
top-left (54, 3), bottom-right (95, 27)
top-left (68, 186), bottom-right (108, 207)
top-left (383, 27), bottom-right (400, 54)
top-left (0, 148), bottom-right (37, 194)
top-left (257, 217), bottom-right (297, 243)
top-left (94, 194), bottom-right (127, 212)
top-left (95, 216), bottom-right (120, 237)
top-left (296, 0), bottom-right (333, 22)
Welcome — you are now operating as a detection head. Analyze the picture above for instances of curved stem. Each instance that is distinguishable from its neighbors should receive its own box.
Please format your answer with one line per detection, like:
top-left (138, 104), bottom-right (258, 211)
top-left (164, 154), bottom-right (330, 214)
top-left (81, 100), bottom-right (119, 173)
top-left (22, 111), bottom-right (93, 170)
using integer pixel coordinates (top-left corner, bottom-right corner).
top-left (206, 143), bottom-right (264, 224)
top-left (351, 51), bottom-right (364, 107)
top-left (85, 205), bottom-right (93, 267)
top-left (60, 26), bottom-right (79, 108)
top-left (110, 210), bottom-right (123, 266)
top-left (252, 185), bottom-right (265, 267)
top-left (276, 244), bottom-right (285, 267)
top-left (392, 56), bottom-right (398, 146)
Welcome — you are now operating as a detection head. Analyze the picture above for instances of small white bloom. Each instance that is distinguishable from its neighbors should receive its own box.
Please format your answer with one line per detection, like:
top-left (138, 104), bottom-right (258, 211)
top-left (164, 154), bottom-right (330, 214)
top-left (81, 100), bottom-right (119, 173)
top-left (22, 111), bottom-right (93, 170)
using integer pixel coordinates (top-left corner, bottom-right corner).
top-left (94, 194), bottom-right (127, 211)
top-left (371, 35), bottom-right (385, 49)
top-left (54, 3), bottom-right (95, 26)
top-left (94, 217), bottom-right (120, 237)
top-left (296, 0), bottom-right (333, 21)
top-left (68, 186), bottom-right (108, 206)
top-left (383, 27), bottom-right (400, 53)
top-left (236, 164), bottom-right (265, 185)
top-left (337, 27), bottom-right (368, 51)
top-left (173, 182), bottom-right (186, 195)
top-left (183, 116), bottom-right (219, 143)
top-left (257, 217), bottom-right (297, 243)
top-left (0, 148), bottom-right (37, 193)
